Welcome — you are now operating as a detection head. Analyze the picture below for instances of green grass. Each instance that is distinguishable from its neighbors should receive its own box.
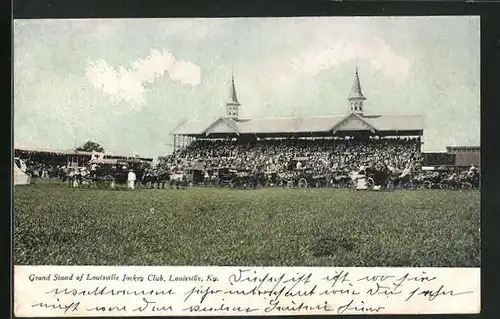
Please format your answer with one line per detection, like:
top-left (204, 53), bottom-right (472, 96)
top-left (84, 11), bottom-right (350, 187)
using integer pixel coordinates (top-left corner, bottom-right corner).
top-left (13, 180), bottom-right (480, 267)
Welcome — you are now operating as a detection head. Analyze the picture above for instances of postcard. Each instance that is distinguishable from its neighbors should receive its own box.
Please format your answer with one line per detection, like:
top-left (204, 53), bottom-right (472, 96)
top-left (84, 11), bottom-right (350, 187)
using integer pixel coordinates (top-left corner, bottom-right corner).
top-left (13, 16), bottom-right (481, 316)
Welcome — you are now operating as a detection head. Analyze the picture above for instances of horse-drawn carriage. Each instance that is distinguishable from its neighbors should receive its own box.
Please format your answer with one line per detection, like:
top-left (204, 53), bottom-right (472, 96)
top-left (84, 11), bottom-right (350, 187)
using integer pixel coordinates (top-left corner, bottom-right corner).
top-left (414, 172), bottom-right (444, 189)
top-left (274, 168), bottom-right (311, 188)
top-left (215, 167), bottom-right (238, 187)
top-left (328, 170), bottom-right (354, 188)
top-left (232, 169), bottom-right (252, 188)
top-left (435, 168), bottom-right (480, 190)
top-left (348, 164), bottom-right (401, 191)
top-left (64, 158), bottom-right (150, 189)
top-left (390, 165), bottom-right (480, 190)
top-left (184, 161), bottom-right (205, 187)
top-left (231, 169), bottom-right (266, 188)
top-left (285, 157), bottom-right (340, 188)
top-left (207, 167), bottom-right (263, 188)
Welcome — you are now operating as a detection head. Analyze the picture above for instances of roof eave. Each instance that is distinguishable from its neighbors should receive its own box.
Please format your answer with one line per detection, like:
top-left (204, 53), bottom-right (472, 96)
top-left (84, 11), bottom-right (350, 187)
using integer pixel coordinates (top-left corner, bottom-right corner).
top-left (348, 96), bottom-right (366, 100)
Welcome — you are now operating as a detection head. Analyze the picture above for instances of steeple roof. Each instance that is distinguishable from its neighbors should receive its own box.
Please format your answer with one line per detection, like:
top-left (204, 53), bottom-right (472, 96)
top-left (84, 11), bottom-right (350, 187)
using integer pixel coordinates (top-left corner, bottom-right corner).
top-left (227, 72), bottom-right (240, 105)
top-left (348, 67), bottom-right (366, 100)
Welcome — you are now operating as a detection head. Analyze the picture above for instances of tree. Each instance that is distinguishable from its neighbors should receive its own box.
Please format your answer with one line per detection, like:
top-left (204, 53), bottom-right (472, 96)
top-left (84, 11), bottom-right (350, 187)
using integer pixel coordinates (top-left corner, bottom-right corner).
top-left (76, 141), bottom-right (104, 153)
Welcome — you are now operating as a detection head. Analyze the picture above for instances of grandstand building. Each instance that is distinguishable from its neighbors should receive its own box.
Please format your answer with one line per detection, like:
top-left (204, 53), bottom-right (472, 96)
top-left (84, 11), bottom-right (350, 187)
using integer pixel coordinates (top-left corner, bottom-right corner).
top-left (171, 68), bottom-right (424, 152)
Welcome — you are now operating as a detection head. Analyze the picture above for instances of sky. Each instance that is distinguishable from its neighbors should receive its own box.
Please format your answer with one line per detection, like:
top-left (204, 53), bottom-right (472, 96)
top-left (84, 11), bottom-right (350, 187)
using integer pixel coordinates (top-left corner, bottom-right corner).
top-left (13, 16), bottom-right (480, 158)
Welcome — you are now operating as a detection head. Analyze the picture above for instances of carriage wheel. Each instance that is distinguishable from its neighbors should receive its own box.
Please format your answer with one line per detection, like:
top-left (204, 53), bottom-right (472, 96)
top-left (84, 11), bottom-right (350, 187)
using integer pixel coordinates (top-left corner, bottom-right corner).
top-left (286, 180), bottom-right (293, 188)
top-left (424, 181), bottom-right (433, 189)
top-left (367, 177), bottom-right (375, 188)
top-left (229, 179), bottom-right (235, 188)
top-left (298, 178), bottom-right (308, 188)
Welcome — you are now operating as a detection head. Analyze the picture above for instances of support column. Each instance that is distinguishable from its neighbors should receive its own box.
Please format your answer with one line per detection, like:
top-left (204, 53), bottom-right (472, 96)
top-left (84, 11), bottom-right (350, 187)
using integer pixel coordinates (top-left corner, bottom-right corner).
top-left (173, 135), bottom-right (177, 154)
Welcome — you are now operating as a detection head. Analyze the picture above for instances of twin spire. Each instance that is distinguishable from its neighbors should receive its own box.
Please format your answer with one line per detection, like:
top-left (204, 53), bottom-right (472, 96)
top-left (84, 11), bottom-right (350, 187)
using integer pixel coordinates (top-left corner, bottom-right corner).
top-left (348, 66), bottom-right (366, 115)
top-left (224, 64), bottom-right (366, 119)
top-left (225, 69), bottom-right (240, 118)
top-left (228, 71), bottom-right (239, 105)
top-left (348, 67), bottom-right (366, 101)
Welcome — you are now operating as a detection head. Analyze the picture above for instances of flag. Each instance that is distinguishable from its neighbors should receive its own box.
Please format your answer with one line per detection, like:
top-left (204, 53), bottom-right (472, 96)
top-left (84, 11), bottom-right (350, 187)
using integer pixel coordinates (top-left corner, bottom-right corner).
top-left (91, 151), bottom-right (105, 162)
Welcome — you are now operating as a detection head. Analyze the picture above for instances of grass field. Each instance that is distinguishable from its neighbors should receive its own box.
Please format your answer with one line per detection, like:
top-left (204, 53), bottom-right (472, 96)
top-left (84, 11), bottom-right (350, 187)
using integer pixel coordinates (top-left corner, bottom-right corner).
top-left (13, 181), bottom-right (480, 267)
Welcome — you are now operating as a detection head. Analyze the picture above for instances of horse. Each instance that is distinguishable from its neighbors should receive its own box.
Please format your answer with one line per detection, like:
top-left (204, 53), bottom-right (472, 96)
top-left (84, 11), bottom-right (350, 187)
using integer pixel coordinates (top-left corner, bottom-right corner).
top-left (141, 169), bottom-right (169, 189)
top-left (63, 171), bottom-right (88, 188)
top-left (140, 171), bottom-right (155, 188)
top-left (334, 174), bottom-right (353, 188)
top-left (349, 170), bottom-right (368, 189)
top-left (414, 171), bottom-right (443, 189)
top-left (389, 172), bottom-right (414, 189)
top-left (169, 171), bottom-right (188, 189)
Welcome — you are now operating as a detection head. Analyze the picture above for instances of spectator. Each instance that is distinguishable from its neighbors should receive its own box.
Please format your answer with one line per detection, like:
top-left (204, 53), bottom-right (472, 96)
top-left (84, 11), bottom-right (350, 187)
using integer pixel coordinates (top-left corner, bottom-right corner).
top-left (127, 169), bottom-right (136, 190)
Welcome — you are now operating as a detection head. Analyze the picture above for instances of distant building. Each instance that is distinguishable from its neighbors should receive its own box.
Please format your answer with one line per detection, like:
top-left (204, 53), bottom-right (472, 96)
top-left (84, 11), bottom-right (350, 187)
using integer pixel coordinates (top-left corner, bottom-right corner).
top-left (446, 146), bottom-right (480, 154)
top-left (447, 146), bottom-right (480, 167)
top-left (14, 147), bottom-right (153, 167)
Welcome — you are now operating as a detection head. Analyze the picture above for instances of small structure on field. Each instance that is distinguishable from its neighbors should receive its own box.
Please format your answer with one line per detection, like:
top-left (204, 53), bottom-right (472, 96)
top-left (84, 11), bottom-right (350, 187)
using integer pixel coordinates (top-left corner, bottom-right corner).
top-left (14, 158), bottom-right (30, 185)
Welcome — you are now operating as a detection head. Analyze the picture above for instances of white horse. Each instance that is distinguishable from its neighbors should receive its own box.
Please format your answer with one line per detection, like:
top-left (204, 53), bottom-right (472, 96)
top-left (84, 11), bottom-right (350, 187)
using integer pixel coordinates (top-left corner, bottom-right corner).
top-left (169, 171), bottom-right (187, 189)
top-left (349, 170), bottom-right (373, 190)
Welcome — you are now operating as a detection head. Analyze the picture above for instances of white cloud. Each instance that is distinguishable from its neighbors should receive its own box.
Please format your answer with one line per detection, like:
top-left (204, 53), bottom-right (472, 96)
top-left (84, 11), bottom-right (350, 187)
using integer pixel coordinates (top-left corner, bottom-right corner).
top-left (85, 48), bottom-right (201, 107)
top-left (291, 37), bottom-right (410, 80)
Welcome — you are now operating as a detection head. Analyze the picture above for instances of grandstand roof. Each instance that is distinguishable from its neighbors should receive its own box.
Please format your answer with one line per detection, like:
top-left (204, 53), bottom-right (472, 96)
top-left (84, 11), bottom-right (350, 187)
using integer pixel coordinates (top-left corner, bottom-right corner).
top-left (362, 115), bottom-right (424, 131)
top-left (171, 113), bottom-right (424, 137)
top-left (14, 146), bottom-right (93, 156)
top-left (14, 146), bottom-right (153, 161)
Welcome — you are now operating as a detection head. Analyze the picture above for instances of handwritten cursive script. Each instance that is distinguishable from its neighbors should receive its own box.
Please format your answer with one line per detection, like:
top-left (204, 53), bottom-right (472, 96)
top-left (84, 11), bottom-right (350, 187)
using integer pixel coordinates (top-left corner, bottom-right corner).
top-left (16, 266), bottom-right (479, 316)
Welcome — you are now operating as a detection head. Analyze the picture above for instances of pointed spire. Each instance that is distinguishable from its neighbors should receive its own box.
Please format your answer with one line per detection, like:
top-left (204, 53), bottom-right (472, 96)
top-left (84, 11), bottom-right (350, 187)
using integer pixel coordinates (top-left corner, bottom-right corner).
top-left (348, 66), bottom-right (366, 100)
top-left (225, 69), bottom-right (240, 118)
top-left (228, 69), bottom-right (240, 105)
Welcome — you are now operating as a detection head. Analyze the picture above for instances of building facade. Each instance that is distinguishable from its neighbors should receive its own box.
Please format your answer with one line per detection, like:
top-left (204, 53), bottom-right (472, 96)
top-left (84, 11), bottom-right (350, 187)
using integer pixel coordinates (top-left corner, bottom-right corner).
top-left (171, 67), bottom-right (424, 152)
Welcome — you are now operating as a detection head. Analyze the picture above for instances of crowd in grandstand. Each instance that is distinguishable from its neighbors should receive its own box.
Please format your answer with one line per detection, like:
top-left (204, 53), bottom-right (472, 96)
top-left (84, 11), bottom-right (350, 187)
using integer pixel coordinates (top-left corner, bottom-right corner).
top-left (161, 137), bottom-right (423, 175)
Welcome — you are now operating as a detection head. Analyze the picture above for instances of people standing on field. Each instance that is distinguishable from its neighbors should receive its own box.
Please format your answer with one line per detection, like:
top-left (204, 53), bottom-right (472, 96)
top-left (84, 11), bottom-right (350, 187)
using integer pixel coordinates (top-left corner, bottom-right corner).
top-left (127, 169), bottom-right (136, 190)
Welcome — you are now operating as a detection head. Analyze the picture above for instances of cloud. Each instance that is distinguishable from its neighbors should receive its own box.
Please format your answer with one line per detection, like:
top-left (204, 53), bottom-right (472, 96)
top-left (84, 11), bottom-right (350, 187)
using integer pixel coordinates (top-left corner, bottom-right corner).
top-left (290, 37), bottom-right (410, 80)
top-left (85, 48), bottom-right (201, 106)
